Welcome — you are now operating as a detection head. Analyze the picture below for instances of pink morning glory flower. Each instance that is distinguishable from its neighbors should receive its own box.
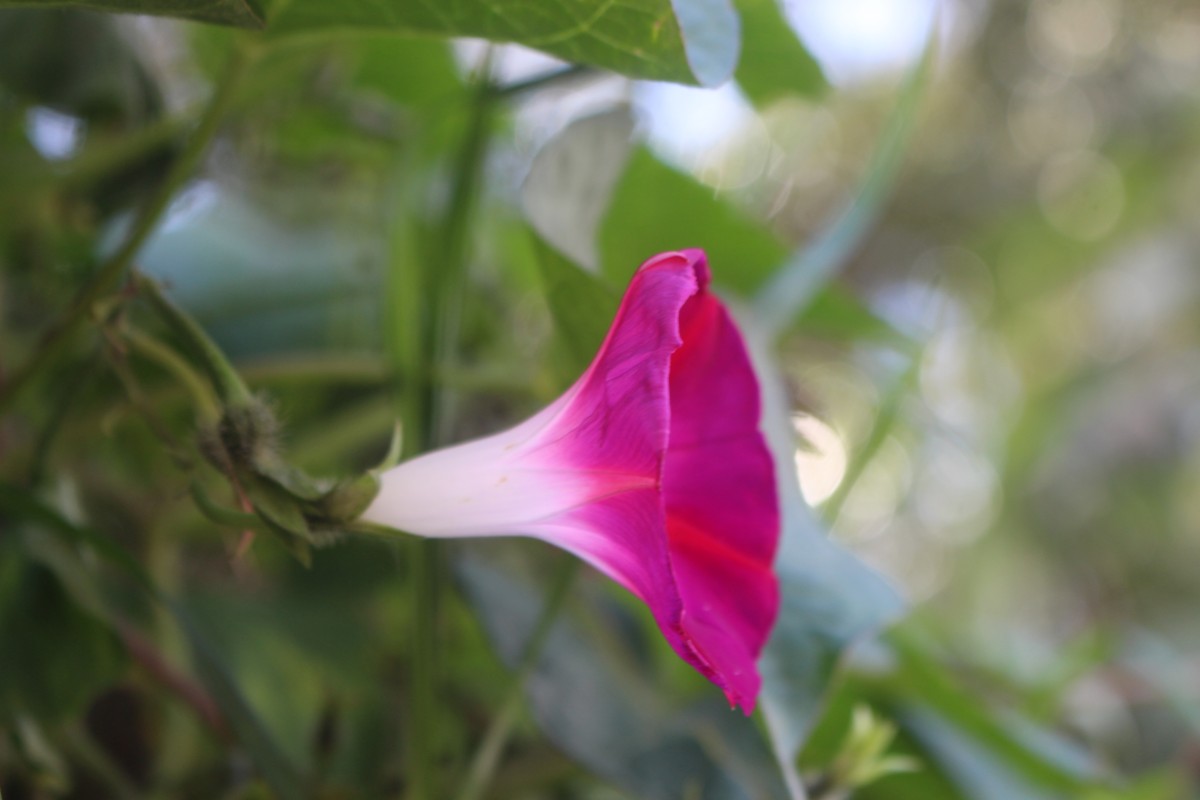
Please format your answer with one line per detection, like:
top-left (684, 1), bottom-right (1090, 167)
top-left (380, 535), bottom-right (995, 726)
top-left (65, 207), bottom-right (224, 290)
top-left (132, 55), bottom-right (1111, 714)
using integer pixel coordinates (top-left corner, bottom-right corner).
top-left (362, 249), bottom-right (780, 713)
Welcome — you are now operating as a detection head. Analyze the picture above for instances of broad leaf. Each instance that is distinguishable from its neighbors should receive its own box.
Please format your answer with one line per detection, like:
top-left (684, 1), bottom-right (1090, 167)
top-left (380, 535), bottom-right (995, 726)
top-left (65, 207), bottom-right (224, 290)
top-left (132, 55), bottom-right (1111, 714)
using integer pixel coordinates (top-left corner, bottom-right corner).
top-left (19, 0), bottom-right (741, 87)
top-left (264, 0), bottom-right (741, 87)
top-left (530, 233), bottom-right (620, 374)
top-left (599, 146), bottom-right (789, 292)
top-left (0, 539), bottom-right (124, 723)
top-left (457, 546), bottom-right (790, 800)
top-left (4, 0), bottom-right (266, 28)
top-left (733, 0), bottom-right (826, 107)
top-left (523, 109), bottom-right (636, 273)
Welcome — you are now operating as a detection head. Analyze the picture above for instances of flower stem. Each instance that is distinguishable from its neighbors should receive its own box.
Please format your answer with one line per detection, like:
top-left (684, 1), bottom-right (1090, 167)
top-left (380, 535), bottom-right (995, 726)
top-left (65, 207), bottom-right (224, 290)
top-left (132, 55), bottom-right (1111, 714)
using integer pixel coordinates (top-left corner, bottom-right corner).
top-left (0, 40), bottom-right (256, 415)
top-left (133, 273), bottom-right (253, 408)
top-left (454, 559), bottom-right (580, 800)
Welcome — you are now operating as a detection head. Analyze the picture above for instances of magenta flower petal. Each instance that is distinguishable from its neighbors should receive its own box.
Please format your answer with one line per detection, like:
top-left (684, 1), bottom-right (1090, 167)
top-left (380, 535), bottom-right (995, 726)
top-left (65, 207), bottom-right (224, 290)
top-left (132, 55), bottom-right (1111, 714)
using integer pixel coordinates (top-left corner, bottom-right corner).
top-left (362, 249), bottom-right (780, 712)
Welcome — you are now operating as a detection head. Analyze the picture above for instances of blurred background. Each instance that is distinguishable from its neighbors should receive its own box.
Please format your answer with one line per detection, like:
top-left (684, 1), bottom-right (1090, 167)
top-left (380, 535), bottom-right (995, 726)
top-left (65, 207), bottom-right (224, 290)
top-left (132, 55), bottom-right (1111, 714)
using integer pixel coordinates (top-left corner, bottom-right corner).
top-left (2, 0), bottom-right (1199, 797)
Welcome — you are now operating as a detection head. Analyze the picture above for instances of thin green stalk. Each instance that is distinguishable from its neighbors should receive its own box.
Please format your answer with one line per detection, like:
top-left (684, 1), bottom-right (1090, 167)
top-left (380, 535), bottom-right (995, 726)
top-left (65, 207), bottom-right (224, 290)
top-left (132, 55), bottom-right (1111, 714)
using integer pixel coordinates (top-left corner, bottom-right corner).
top-left (134, 273), bottom-right (253, 408)
top-left (0, 41), bottom-right (257, 415)
top-left (821, 354), bottom-right (921, 526)
top-left (430, 51), bottom-right (497, 444)
top-left (753, 37), bottom-right (934, 338)
top-left (454, 560), bottom-right (580, 800)
top-left (123, 326), bottom-right (222, 423)
top-left (491, 65), bottom-right (592, 99)
top-left (408, 538), bottom-right (441, 800)
top-left (404, 52), bottom-right (499, 800)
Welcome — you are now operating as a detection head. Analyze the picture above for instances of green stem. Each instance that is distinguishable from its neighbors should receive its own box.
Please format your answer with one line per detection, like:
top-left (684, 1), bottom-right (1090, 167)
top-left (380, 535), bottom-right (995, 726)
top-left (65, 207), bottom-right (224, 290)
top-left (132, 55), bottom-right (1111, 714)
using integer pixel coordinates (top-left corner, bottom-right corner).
top-left (0, 41), bottom-right (256, 415)
top-left (25, 352), bottom-right (101, 486)
top-left (430, 51), bottom-right (497, 444)
top-left (454, 560), bottom-right (580, 800)
top-left (123, 325), bottom-right (223, 423)
top-left (134, 273), bottom-right (253, 408)
top-left (753, 38), bottom-right (933, 338)
top-left (403, 53), bottom-right (499, 800)
top-left (821, 353), bottom-right (921, 526)
top-left (408, 537), bottom-right (441, 800)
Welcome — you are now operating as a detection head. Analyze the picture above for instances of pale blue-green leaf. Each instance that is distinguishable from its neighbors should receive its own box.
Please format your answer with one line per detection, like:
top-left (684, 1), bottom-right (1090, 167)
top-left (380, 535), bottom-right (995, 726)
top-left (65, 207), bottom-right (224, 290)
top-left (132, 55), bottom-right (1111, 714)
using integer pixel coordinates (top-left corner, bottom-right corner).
top-left (457, 544), bottom-right (789, 800)
top-left (901, 707), bottom-right (1057, 800)
top-left (523, 108), bottom-right (636, 272)
top-left (671, 0), bottom-right (740, 87)
top-left (740, 316), bottom-right (904, 797)
top-left (886, 628), bottom-right (1107, 794)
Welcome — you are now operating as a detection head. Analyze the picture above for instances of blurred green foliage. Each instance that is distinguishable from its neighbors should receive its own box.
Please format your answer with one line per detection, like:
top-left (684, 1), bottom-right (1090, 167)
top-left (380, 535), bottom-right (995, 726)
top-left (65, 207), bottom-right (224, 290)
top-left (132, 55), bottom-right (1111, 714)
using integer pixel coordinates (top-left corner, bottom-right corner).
top-left (1, 0), bottom-right (1198, 798)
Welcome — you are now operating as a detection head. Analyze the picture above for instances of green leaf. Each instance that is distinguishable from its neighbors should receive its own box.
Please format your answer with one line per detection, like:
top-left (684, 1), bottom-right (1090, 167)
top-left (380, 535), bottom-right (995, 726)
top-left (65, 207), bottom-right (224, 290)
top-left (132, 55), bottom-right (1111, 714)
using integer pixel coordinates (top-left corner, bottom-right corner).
top-left (0, 538), bottom-right (124, 722)
top-left (796, 284), bottom-right (912, 343)
top-left (349, 36), bottom-right (462, 109)
top-left (899, 707), bottom-right (1058, 800)
top-left (174, 608), bottom-right (312, 800)
top-left (6, 0), bottom-right (266, 28)
top-left (263, 0), bottom-right (741, 87)
top-left (0, 485), bottom-right (308, 800)
top-left (530, 233), bottom-right (620, 376)
top-left (456, 545), bottom-right (790, 800)
top-left (598, 146), bottom-right (789, 292)
top-left (885, 628), bottom-right (1106, 795)
top-left (0, 9), bottom-right (164, 121)
top-left (76, 0), bottom-right (743, 86)
top-left (753, 32), bottom-right (935, 335)
top-left (733, 0), bottom-right (826, 107)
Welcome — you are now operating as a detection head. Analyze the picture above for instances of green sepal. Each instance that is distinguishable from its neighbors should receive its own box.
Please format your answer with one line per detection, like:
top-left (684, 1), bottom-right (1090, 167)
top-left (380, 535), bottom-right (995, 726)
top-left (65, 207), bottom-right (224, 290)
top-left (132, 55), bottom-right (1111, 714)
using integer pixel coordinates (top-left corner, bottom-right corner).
top-left (254, 458), bottom-right (330, 503)
top-left (190, 483), bottom-right (274, 534)
top-left (374, 422), bottom-right (404, 473)
top-left (243, 473), bottom-right (310, 540)
top-left (306, 473), bottom-right (381, 525)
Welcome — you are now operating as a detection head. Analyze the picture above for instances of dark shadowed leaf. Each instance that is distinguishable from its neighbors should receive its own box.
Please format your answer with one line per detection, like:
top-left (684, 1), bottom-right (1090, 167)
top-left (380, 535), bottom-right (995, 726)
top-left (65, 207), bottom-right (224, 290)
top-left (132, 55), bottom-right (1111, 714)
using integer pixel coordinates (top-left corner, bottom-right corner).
top-left (0, 486), bottom-right (308, 800)
top-left (0, 9), bottom-right (163, 122)
top-left (0, 538), bottom-right (124, 722)
top-left (523, 108), bottom-right (637, 272)
top-left (3, 0), bottom-right (266, 28)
